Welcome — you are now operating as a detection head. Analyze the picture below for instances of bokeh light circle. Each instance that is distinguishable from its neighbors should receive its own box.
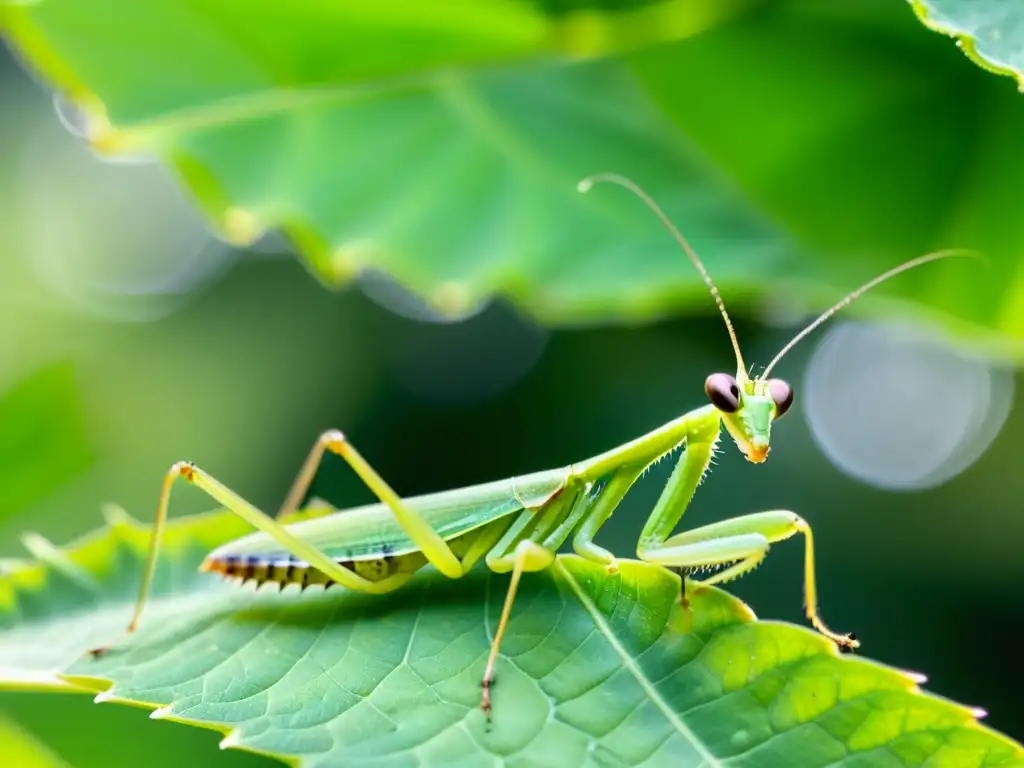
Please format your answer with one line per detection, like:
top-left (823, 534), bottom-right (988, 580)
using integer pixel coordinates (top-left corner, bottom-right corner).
top-left (802, 320), bottom-right (1013, 491)
top-left (15, 94), bottom-right (237, 321)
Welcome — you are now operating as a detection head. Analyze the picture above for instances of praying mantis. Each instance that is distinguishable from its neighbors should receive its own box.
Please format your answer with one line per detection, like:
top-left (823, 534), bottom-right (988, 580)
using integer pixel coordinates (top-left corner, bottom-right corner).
top-left (89, 173), bottom-right (967, 716)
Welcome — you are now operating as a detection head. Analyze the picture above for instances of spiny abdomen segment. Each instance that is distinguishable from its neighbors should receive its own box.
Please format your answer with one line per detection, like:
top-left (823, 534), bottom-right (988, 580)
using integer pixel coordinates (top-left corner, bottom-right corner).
top-left (200, 550), bottom-right (426, 589)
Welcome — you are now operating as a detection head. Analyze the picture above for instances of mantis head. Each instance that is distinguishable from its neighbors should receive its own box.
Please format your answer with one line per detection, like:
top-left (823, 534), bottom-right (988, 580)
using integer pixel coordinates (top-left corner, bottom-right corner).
top-left (704, 372), bottom-right (790, 464)
top-left (577, 172), bottom-right (975, 464)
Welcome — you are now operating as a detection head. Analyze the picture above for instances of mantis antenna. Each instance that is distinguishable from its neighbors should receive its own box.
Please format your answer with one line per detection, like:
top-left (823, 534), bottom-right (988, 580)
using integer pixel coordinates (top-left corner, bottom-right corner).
top-left (760, 249), bottom-right (978, 379)
top-left (577, 172), bottom-right (747, 378)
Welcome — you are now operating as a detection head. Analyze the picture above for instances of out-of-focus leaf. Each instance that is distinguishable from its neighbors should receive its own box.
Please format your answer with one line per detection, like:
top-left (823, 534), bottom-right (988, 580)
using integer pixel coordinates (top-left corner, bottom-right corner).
top-left (0, 0), bottom-right (767, 322)
top-left (0, 0), bottom-right (793, 326)
top-left (0, 362), bottom-right (93, 522)
top-left (908, 0), bottom-right (1024, 88)
top-left (3, 0), bottom-right (1019, 355)
top-left (0, 508), bottom-right (1020, 766)
top-left (0, 0), bottom-right (747, 124)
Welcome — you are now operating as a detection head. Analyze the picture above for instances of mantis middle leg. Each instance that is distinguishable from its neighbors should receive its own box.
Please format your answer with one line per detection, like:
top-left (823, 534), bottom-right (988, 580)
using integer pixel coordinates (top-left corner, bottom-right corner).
top-left (477, 482), bottom-right (598, 715)
top-left (631, 422), bottom-right (857, 648)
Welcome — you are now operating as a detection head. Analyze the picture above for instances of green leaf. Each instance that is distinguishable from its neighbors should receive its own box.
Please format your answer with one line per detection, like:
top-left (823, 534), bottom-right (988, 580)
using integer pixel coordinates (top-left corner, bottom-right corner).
top-left (0, 510), bottom-right (1020, 766)
top-left (3, 0), bottom-right (1012, 351)
top-left (0, 362), bottom-right (94, 524)
top-left (907, 0), bottom-right (1024, 88)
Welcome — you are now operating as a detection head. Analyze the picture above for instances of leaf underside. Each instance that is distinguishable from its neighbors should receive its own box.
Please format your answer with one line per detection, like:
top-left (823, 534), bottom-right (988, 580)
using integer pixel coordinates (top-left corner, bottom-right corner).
top-left (908, 0), bottom-right (1024, 89)
top-left (0, 0), bottom-right (784, 327)
top-left (0, 509), bottom-right (1020, 767)
top-left (3, 0), bottom-right (1020, 351)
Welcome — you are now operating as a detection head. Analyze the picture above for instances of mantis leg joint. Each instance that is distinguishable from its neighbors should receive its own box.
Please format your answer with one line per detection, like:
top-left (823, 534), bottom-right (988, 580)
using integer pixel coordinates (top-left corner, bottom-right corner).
top-left (171, 461), bottom-right (196, 482)
top-left (320, 429), bottom-right (347, 452)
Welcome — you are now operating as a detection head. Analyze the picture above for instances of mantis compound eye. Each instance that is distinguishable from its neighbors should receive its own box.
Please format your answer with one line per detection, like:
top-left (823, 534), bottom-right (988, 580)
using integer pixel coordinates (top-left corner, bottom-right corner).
top-left (705, 373), bottom-right (741, 413)
top-left (767, 378), bottom-right (794, 419)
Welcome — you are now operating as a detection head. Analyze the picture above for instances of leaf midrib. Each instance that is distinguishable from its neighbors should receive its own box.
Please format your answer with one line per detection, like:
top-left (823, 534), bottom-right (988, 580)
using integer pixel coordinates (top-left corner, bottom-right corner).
top-left (554, 559), bottom-right (721, 768)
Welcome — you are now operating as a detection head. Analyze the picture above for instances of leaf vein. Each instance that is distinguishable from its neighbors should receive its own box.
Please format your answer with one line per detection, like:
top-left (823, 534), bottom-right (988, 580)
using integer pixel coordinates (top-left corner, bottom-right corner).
top-left (553, 560), bottom-right (721, 767)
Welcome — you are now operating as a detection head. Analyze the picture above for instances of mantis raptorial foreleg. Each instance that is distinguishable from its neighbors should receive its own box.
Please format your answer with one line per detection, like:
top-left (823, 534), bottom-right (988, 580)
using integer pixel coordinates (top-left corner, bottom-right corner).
top-left (642, 511), bottom-right (853, 646)
top-left (627, 416), bottom-right (858, 648)
top-left (275, 430), bottom-right (464, 578)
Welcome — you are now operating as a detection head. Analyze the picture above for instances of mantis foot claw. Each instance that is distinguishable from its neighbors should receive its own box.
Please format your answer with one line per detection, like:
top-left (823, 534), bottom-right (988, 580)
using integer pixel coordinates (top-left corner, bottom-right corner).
top-left (480, 676), bottom-right (494, 721)
top-left (837, 632), bottom-right (859, 653)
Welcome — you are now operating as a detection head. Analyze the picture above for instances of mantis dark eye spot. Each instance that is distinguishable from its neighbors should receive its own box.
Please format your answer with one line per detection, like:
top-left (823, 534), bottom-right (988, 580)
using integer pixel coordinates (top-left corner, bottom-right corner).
top-left (767, 378), bottom-right (794, 419)
top-left (705, 373), bottom-right (740, 413)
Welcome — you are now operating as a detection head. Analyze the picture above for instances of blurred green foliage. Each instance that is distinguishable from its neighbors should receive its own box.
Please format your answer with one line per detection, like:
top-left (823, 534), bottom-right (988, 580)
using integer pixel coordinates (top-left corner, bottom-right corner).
top-left (0, 362), bottom-right (92, 524)
top-left (0, 714), bottom-right (70, 768)
top-left (0, 0), bottom-right (1022, 765)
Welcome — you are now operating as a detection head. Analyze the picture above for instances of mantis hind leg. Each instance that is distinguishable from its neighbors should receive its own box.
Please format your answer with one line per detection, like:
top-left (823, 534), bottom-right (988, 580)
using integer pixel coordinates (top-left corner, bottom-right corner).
top-left (276, 430), bottom-right (465, 579)
top-left (88, 461), bottom-right (412, 657)
top-left (638, 510), bottom-right (859, 650)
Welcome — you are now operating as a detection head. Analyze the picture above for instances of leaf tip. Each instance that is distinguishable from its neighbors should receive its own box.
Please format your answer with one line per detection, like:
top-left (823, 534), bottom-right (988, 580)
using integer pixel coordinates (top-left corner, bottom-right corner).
top-left (222, 207), bottom-right (265, 247)
top-left (903, 669), bottom-right (928, 685)
top-left (888, 664), bottom-right (928, 686)
top-left (432, 282), bottom-right (475, 317)
top-left (93, 688), bottom-right (117, 704)
top-left (55, 93), bottom-right (124, 154)
top-left (219, 729), bottom-right (242, 749)
top-left (330, 239), bottom-right (373, 282)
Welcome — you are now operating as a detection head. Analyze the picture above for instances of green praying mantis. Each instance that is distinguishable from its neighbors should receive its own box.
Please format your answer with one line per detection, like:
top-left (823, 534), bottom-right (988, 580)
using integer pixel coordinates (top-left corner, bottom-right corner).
top-left (89, 173), bottom-right (967, 716)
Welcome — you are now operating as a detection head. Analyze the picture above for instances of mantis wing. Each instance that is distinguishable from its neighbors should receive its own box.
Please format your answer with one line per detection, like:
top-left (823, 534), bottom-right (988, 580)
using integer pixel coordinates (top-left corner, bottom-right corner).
top-left (208, 466), bottom-right (570, 562)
